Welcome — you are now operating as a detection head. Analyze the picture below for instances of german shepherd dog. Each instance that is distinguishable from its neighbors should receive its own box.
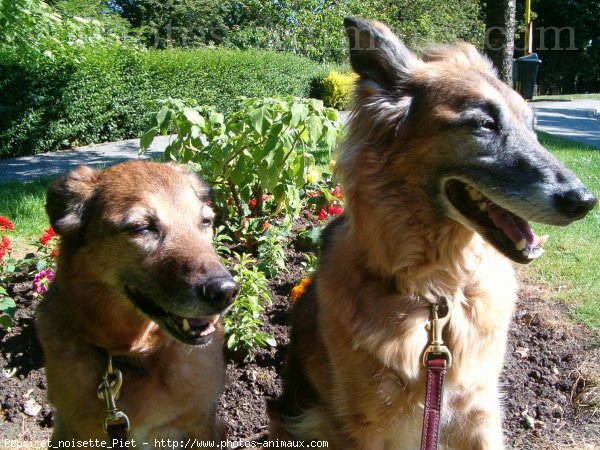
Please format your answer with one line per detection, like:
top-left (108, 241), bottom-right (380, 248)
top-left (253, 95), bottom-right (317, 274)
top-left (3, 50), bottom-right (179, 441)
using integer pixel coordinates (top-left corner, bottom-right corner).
top-left (37, 161), bottom-right (238, 445)
top-left (268, 18), bottom-right (597, 449)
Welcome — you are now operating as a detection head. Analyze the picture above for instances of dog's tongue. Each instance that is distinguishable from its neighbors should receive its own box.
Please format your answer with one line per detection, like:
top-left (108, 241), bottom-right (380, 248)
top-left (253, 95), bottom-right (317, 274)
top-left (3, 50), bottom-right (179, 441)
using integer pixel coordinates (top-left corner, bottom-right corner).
top-left (487, 203), bottom-right (537, 244)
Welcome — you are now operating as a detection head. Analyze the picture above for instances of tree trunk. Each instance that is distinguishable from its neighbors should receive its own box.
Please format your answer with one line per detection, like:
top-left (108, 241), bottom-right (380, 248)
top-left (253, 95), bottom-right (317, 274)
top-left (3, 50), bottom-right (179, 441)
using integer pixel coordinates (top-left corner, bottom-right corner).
top-left (484, 0), bottom-right (516, 85)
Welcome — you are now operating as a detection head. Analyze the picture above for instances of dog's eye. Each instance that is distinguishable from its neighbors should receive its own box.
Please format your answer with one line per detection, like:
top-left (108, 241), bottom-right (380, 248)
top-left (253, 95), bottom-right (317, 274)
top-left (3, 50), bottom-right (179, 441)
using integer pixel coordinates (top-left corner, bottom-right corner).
top-left (127, 221), bottom-right (158, 235)
top-left (200, 217), bottom-right (213, 229)
top-left (478, 118), bottom-right (498, 131)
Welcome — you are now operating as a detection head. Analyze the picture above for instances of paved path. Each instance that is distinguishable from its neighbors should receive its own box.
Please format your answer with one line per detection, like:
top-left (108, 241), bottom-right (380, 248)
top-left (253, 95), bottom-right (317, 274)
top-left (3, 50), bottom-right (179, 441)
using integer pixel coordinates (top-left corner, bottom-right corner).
top-left (0, 101), bottom-right (598, 183)
top-left (532, 99), bottom-right (600, 149)
top-left (0, 135), bottom-right (171, 183)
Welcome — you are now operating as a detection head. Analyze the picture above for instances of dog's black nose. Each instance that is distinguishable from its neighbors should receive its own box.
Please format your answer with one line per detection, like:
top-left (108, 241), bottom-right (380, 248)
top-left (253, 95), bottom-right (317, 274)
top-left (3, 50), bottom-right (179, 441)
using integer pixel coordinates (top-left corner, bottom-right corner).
top-left (199, 277), bottom-right (239, 311)
top-left (553, 188), bottom-right (597, 220)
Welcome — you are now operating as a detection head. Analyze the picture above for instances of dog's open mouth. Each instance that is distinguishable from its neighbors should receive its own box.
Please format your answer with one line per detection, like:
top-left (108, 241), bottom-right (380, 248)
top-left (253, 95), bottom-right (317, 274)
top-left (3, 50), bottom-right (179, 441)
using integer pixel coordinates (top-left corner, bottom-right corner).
top-left (125, 286), bottom-right (219, 346)
top-left (446, 180), bottom-right (548, 264)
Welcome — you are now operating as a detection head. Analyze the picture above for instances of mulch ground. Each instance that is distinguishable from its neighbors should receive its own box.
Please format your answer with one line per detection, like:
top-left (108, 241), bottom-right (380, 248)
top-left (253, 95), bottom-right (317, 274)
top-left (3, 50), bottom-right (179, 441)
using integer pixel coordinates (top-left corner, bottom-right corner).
top-left (1, 249), bottom-right (599, 449)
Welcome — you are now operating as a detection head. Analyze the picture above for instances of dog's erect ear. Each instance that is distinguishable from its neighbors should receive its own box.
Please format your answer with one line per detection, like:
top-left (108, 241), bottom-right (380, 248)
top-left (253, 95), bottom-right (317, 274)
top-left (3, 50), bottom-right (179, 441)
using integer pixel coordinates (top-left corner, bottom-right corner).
top-left (344, 17), bottom-right (418, 91)
top-left (46, 166), bottom-right (98, 239)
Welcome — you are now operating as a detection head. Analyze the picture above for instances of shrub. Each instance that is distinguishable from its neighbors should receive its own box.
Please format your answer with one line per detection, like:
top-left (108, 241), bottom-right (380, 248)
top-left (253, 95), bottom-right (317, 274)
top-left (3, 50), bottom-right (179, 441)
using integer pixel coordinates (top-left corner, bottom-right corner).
top-left (0, 48), bottom-right (330, 158)
top-left (316, 70), bottom-right (358, 110)
top-left (141, 96), bottom-right (342, 230)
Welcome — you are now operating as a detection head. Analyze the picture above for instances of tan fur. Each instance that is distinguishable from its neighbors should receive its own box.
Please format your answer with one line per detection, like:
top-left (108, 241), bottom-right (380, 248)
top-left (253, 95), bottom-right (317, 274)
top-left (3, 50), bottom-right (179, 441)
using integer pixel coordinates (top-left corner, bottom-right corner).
top-left (269, 18), bottom-right (596, 449)
top-left (37, 161), bottom-right (231, 447)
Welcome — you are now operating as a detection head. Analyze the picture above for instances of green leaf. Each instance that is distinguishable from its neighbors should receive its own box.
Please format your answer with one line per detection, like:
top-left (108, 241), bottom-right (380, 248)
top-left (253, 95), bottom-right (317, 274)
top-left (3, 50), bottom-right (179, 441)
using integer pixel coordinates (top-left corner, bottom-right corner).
top-left (248, 105), bottom-right (271, 135)
top-left (0, 315), bottom-right (12, 330)
top-left (230, 159), bottom-right (246, 185)
top-left (306, 116), bottom-right (323, 143)
top-left (139, 126), bottom-right (158, 151)
top-left (183, 109), bottom-right (205, 127)
top-left (226, 333), bottom-right (237, 350)
top-left (36, 259), bottom-right (48, 271)
top-left (264, 335), bottom-right (277, 347)
top-left (156, 107), bottom-right (170, 133)
top-left (0, 297), bottom-right (16, 311)
top-left (290, 102), bottom-right (309, 128)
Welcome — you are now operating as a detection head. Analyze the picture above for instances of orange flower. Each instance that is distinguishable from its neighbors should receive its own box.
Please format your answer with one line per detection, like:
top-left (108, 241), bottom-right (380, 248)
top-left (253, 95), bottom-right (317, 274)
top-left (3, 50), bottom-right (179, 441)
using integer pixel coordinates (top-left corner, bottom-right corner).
top-left (262, 221), bottom-right (270, 231)
top-left (291, 277), bottom-right (312, 304)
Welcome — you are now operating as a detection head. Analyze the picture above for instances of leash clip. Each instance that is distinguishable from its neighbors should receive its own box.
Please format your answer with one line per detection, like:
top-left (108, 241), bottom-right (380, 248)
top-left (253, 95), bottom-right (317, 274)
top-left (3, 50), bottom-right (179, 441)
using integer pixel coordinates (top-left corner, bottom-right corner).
top-left (97, 356), bottom-right (130, 433)
top-left (422, 300), bottom-right (452, 368)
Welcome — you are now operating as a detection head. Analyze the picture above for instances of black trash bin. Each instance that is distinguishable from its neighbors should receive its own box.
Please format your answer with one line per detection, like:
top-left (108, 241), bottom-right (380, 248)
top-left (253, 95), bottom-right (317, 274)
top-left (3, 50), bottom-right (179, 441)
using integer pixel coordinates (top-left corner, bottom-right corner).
top-left (513, 53), bottom-right (542, 100)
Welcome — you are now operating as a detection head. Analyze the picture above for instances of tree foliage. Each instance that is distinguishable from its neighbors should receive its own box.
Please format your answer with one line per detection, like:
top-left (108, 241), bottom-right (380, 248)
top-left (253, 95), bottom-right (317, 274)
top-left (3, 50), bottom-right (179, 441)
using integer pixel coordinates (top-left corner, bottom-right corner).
top-left (111, 0), bottom-right (485, 61)
top-left (528, 0), bottom-right (600, 93)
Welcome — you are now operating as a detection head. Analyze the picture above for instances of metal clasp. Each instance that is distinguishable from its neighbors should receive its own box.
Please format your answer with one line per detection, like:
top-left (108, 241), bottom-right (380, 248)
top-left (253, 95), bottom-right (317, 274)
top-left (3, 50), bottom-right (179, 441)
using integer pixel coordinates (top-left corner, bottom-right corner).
top-left (422, 300), bottom-right (452, 368)
top-left (97, 355), bottom-right (130, 433)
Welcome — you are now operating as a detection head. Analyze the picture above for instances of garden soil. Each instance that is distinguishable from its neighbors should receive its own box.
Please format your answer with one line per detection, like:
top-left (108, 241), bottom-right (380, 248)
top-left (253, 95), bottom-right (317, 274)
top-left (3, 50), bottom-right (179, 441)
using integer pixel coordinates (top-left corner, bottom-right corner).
top-left (1, 250), bottom-right (599, 449)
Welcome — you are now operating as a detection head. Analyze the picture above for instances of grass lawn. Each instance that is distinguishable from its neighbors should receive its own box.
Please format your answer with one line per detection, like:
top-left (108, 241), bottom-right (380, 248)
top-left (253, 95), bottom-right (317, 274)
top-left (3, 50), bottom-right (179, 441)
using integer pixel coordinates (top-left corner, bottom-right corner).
top-left (534, 93), bottom-right (600, 101)
top-left (0, 177), bottom-right (56, 251)
top-left (530, 132), bottom-right (600, 334)
top-left (0, 133), bottom-right (598, 332)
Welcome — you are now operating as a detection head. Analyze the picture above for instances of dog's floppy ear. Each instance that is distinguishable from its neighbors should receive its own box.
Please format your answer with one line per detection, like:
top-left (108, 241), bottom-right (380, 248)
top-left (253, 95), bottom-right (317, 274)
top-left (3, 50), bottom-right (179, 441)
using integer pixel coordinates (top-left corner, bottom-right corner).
top-left (46, 166), bottom-right (98, 239)
top-left (344, 17), bottom-right (418, 92)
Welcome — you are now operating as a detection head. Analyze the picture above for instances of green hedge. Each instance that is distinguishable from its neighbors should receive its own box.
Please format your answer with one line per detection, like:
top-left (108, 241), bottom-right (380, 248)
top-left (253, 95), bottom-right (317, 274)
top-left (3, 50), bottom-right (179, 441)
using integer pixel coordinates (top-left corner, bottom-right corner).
top-left (0, 47), bottom-right (329, 158)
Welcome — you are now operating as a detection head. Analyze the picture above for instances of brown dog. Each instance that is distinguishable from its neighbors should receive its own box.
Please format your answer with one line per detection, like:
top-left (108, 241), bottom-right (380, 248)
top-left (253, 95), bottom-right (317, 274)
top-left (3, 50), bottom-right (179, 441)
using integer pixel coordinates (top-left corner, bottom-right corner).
top-left (268, 18), bottom-right (597, 449)
top-left (37, 161), bottom-right (238, 445)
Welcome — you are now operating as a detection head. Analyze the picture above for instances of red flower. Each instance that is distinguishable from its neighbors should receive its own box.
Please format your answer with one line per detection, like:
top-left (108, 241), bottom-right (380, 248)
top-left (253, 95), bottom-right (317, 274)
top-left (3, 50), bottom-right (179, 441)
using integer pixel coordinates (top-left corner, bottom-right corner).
top-left (328, 205), bottom-right (344, 216)
top-left (39, 227), bottom-right (57, 246)
top-left (318, 209), bottom-right (328, 221)
top-left (0, 236), bottom-right (11, 262)
top-left (0, 216), bottom-right (14, 232)
top-left (332, 185), bottom-right (343, 200)
top-left (50, 248), bottom-right (59, 258)
top-left (248, 199), bottom-right (257, 210)
top-left (262, 221), bottom-right (270, 231)
top-left (1, 236), bottom-right (11, 251)
top-left (242, 217), bottom-right (251, 225)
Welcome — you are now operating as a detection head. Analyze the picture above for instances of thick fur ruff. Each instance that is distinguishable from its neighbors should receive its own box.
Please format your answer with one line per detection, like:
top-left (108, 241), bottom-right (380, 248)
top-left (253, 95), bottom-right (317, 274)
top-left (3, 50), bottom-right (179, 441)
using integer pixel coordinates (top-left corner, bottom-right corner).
top-left (268, 17), bottom-right (596, 450)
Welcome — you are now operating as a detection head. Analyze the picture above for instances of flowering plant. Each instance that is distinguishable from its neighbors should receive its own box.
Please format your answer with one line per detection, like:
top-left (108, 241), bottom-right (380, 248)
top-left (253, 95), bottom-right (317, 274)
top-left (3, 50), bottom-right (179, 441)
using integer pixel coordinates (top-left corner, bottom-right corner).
top-left (291, 277), bottom-right (312, 304)
top-left (0, 217), bottom-right (16, 329)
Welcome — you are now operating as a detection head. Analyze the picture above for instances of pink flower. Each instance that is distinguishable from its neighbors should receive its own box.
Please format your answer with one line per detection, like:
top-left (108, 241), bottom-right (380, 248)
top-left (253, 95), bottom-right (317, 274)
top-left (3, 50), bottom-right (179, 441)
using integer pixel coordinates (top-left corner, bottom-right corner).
top-left (33, 268), bottom-right (55, 295)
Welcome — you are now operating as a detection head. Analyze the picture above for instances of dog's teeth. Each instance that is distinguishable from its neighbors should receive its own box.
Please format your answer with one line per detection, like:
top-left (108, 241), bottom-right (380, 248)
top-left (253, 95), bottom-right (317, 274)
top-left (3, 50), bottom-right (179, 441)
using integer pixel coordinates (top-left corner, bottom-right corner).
top-left (200, 323), bottom-right (215, 337)
top-left (515, 239), bottom-right (527, 251)
top-left (468, 188), bottom-right (483, 201)
top-left (182, 319), bottom-right (190, 332)
top-left (523, 247), bottom-right (545, 259)
top-left (538, 235), bottom-right (549, 247)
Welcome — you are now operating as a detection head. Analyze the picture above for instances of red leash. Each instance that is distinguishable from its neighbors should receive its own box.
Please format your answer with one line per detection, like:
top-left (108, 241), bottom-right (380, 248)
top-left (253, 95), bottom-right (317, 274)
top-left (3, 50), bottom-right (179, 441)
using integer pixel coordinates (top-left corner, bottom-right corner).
top-left (420, 302), bottom-right (452, 450)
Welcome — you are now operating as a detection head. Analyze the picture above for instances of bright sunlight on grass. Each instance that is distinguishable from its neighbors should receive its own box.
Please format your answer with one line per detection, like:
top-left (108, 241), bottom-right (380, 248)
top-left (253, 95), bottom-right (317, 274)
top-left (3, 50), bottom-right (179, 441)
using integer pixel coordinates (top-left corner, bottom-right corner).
top-left (531, 132), bottom-right (600, 334)
top-left (0, 177), bottom-right (55, 248)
